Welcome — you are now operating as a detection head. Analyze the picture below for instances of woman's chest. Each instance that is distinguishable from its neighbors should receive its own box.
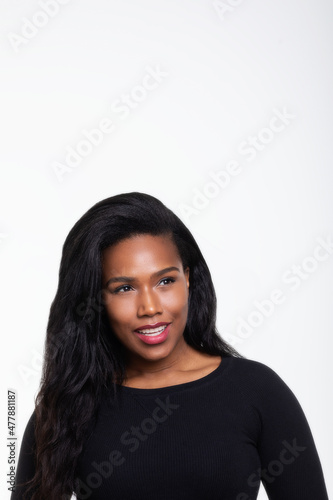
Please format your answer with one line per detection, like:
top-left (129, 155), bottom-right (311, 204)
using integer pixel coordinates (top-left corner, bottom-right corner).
top-left (75, 391), bottom-right (261, 499)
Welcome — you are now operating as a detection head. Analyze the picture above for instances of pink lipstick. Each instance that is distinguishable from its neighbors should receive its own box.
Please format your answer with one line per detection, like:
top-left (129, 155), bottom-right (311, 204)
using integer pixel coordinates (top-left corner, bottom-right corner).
top-left (134, 323), bottom-right (170, 345)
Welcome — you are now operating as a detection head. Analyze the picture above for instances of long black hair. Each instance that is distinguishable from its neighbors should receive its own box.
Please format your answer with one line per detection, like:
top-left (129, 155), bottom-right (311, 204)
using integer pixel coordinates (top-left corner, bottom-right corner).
top-left (25, 192), bottom-right (242, 499)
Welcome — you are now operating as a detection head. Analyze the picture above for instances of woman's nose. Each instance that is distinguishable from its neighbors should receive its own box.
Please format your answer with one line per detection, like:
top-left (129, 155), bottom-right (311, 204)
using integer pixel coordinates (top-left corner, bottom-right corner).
top-left (137, 288), bottom-right (162, 316)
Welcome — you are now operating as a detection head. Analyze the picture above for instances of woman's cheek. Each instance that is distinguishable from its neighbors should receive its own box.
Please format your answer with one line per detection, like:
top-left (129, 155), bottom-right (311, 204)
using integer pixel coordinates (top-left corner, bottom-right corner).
top-left (163, 291), bottom-right (188, 314)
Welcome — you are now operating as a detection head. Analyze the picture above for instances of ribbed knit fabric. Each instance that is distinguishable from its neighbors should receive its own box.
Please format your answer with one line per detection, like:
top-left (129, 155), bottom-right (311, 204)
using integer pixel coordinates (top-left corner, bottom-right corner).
top-left (12, 356), bottom-right (329, 499)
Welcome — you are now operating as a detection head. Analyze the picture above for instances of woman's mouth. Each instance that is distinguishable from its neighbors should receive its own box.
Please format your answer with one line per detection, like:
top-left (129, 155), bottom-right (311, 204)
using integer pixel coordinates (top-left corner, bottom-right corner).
top-left (136, 325), bottom-right (168, 335)
top-left (134, 324), bottom-right (170, 344)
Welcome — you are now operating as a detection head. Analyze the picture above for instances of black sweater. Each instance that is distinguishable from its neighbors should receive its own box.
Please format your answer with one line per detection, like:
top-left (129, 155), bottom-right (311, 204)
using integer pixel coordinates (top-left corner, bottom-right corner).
top-left (11, 356), bottom-right (329, 499)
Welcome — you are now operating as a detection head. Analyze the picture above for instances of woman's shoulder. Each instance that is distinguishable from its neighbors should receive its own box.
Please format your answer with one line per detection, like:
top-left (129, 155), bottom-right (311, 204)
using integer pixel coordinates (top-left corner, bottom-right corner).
top-left (224, 354), bottom-right (282, 376)
top-left (223, 355), bottom-right (295, 400)
top-left (222, 355), bottom-right (308, 422)
top-left (226, 355), bottom-right (281, 373)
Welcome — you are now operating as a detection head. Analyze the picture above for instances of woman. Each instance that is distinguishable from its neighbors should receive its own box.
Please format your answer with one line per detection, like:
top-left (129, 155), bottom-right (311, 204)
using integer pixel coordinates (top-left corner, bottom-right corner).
top-left (12, 192), bottom-right (328, 500)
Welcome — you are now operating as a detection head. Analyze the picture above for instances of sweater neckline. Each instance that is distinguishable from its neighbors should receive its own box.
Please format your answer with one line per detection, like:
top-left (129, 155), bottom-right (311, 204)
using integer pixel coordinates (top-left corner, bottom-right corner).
top-left (116, 355), bottom-right (232, 395)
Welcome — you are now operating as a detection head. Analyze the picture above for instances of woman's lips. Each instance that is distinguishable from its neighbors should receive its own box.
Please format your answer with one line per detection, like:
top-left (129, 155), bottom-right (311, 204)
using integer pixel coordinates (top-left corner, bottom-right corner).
top-left (134, 322), bottom-right (170, 331)
top-left (134, 324), bottom-right (170, 345)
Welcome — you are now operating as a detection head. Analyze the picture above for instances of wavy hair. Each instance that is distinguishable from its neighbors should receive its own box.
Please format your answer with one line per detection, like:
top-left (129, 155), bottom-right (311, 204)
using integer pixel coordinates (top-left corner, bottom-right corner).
top-left (24, 191), bottom-right (243, 499)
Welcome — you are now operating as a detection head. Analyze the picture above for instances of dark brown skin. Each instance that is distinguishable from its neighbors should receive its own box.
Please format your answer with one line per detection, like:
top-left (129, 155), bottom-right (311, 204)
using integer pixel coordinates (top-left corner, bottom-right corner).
top-left (101, 234), bottom-right (221, 388)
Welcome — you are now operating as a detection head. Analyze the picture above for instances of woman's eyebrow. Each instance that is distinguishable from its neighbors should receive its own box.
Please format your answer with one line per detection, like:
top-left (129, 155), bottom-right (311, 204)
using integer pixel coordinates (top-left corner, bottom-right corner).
top-left (105, 266), bottom-right (181, 287)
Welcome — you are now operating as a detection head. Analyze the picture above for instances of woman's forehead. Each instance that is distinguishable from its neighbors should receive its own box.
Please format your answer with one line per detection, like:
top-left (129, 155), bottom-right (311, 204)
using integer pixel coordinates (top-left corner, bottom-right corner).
top-left (101, 234), bottom-right (181, 270)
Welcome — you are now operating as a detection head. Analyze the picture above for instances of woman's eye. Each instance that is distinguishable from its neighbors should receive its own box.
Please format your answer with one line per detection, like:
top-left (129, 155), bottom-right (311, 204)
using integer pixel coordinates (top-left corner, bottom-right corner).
top-left (113, 285), bottom-right (132, 294)
top-left (111, 278), bottom-right (175, 294)
top-left (160, 277), bottom-right (175, 286)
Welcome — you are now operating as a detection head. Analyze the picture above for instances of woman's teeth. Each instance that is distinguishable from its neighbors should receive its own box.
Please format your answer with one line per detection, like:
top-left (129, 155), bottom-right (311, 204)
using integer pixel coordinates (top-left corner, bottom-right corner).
top-left (137, 325), bottom-right (167, 336)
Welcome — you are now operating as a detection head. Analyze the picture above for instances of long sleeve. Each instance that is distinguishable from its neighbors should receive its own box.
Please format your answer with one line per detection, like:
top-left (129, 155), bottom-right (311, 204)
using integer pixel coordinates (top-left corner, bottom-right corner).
top-left (10, 411), bottom-right (36, 500)
top-left (9, 357), bottom-right (329, 499)
top-left (74, 356), bottom-right (329, 499)
top-left (240, 360), bottom-right (329, 499)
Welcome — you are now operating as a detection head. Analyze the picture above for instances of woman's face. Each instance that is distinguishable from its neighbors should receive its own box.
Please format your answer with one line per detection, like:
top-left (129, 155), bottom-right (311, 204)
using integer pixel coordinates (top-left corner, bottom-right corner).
top-left (101, 234), bottom-right (190, 368)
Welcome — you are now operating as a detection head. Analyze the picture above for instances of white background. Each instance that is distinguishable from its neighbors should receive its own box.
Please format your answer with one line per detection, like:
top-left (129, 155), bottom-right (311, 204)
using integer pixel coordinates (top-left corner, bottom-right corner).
top-left (1, 1), bottom-right (332, 498)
